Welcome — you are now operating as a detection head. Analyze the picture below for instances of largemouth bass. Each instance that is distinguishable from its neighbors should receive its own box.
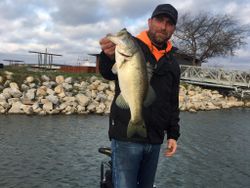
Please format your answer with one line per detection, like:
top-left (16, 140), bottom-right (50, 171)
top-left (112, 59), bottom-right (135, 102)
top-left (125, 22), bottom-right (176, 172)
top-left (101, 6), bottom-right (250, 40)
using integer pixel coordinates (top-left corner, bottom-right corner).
top-left (107, 28), bottom-right (155, 138)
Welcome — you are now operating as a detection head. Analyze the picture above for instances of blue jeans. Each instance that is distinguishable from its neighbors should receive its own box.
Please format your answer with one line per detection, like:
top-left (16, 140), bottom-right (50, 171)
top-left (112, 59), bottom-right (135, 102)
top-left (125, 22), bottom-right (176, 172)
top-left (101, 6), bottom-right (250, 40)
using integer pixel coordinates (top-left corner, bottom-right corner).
top-left (111, 139), bottom-right (161, 188)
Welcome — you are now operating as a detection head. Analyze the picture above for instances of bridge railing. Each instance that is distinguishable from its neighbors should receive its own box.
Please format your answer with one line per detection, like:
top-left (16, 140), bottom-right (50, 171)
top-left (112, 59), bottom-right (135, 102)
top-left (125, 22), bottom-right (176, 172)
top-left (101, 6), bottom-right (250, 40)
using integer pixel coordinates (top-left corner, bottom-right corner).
top-left (180, 65), bottom-right (250, 88)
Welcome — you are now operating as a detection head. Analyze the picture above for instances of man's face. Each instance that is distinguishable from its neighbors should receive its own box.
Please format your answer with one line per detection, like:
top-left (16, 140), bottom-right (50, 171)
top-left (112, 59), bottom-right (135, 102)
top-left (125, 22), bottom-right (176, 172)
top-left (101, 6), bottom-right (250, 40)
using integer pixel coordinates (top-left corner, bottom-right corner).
top-left (148, 14), bottom-right (176, 46)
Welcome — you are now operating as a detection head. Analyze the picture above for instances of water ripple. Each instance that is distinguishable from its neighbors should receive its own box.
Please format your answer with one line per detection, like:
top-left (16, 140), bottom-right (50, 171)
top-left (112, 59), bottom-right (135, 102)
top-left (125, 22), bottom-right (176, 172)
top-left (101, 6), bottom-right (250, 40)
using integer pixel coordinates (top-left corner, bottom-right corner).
top-left (1, 109), bottom-right (250, 188)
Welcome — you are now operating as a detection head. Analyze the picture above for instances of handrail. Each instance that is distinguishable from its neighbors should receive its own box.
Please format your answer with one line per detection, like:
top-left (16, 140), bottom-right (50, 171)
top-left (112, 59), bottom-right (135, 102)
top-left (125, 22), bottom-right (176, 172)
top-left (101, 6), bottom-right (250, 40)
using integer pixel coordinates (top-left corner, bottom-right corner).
top-left (180, 65), bottom-right (250, 89)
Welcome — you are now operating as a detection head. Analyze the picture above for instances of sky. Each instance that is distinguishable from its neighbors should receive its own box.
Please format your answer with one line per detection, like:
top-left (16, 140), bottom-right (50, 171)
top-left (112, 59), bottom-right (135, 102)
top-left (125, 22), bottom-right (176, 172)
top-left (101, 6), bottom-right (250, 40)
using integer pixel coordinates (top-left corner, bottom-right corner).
top-left (0, 0), bottom-right (250, 69)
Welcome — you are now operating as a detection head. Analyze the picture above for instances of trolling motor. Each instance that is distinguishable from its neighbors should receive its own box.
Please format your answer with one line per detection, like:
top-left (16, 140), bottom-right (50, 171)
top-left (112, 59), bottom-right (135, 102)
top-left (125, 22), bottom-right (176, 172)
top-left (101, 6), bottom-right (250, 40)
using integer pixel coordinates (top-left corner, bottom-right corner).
top-left (99, 147), bottom-right (113, 188)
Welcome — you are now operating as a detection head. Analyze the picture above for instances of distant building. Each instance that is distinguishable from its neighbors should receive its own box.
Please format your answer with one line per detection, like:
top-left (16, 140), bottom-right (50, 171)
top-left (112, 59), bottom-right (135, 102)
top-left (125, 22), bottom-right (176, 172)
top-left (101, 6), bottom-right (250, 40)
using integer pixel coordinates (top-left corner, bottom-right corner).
top-left (59, 65), bottom-right (98, 73)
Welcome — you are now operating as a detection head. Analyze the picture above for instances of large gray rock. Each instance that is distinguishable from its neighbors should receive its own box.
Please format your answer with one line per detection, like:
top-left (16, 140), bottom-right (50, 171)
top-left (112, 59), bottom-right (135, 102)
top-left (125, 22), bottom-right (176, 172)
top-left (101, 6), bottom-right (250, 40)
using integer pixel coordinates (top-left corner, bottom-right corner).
top-left (75, 94), bottom-right (90, 107)
top-left (46, 88), bottom-right (55, 95)
top-left (89, 76), bottom-right (98, 83)
top-left (58, 91), bottom-right (66, 98)
top-left (57, 102), bottom-right (67, 111)
top-left (41, 75), bottom-right (50, 82)
top-left (33, 107), bottom-right (42, 114)
top-left (43, 101), bottom-right (53, 112)
top-left (26, 76), bottom-right (34, 83)
top-left (97, 83), bottom-right (109, 91)
top-left (65, 92), bottom-right (73, 97)
top-left (8, 98), bottom-right (20, 105)
top-left (4, 80), bottom-right (11, 88)
top-left (87, 101), bottom-right (98, 112)
top-left (105, 90), bottom-right (114, 101)
top-left (36, 86), bottom-right (47, 97)
top-left (32, 102), bottom-right (40, 110)
top-left (0, 100), bottom-right (10, 109)
top-left (55, 75), bottom-right (64, 84)
top-left (77, 105), bottom-right (86, 114)
top-left (54, 85), bottom-right (64, 94)
top-left (62, 83), bottom-right (73, 91)
top-left (65, 77), bottom-right (73, 84)
top-left (22, 105), bottom-right (33, 115)
top-left (96, 102), bottom-right (106, 114)
top-left (28, 83), bottom-right (36, 88)
top-left (63, 106), bottom-right (75, 115)
top-left (8, 101), bottom-right (24, 114)
top-left (2, 88), bottom-right (12, 99)
top-left (10, 88), bottom-right (22, 98)
top-left (95, 93), bottom-right (107, 102)
top-left (88, 80), bottom-right (100, 90)
top-left (73, 83), bottom-right (81, 89)
top-left (26, 89), bottom-right (36, 100)
top-left (79, 81), bottom-right (88, 90)
top-left (21, 84), bottom-right (29, 92)
top-left (9, 82), bottom-right (19, 90)
top-left (46, 95), bottom-right (59, 104)
top-left (32, 102), bottom-right (43, 114)
top-left (85, 90), bottom-right (92, 98)
top-left (205, 101), bottom-right (220, 110)
top-left (42, 81), bottom-right (56, 88)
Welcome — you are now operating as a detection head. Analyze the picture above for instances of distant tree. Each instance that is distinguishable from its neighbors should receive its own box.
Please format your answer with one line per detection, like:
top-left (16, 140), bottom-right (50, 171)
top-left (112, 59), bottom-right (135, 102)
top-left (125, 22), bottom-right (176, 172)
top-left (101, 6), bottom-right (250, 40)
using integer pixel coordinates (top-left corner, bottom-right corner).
top-left (174, 13), bottom-right (250, 65)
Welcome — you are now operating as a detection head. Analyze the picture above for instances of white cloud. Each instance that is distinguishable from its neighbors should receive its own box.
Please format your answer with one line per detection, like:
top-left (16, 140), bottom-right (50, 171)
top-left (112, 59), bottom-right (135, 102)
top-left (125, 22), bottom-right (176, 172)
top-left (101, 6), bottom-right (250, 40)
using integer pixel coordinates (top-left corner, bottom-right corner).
top-left (0, 0), bottom-right (250, 67)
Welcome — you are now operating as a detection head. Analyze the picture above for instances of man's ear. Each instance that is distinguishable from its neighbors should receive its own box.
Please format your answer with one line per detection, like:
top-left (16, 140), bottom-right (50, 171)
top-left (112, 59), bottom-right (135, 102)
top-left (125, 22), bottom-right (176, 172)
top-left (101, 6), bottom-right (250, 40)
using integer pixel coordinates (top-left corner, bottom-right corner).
top-left (148, 18), bottom-right (152, 28)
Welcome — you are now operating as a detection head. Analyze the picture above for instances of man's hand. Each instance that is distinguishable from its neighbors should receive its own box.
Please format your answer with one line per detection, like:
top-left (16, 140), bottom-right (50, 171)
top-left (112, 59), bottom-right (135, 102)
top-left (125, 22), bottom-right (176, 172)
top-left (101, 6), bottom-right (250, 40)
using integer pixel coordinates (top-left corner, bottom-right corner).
top-left (165, 139), bottom-right (177, 157)
top-left (99, 37), bottom-right (116, 59)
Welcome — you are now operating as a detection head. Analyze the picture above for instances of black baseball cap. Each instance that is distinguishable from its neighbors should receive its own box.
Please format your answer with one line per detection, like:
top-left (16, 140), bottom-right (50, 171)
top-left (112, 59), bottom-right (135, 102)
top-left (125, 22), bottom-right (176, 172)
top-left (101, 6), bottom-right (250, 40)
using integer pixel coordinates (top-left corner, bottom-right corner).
top-left (151, 4), bottom-right (178, 25)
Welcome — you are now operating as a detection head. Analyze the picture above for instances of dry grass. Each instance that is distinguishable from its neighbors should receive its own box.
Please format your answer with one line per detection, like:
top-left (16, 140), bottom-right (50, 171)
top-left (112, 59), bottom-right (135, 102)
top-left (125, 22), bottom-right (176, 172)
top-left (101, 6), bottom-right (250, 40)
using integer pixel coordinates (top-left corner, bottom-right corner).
top-left (0, 65), bottom-right (101, 86)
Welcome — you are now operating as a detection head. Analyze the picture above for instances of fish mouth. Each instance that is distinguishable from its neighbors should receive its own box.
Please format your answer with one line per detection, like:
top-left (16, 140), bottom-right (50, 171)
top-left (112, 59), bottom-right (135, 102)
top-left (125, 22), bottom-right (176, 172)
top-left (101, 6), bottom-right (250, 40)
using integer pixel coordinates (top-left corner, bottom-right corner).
top-left (117, 50), bottom-right (132, 58)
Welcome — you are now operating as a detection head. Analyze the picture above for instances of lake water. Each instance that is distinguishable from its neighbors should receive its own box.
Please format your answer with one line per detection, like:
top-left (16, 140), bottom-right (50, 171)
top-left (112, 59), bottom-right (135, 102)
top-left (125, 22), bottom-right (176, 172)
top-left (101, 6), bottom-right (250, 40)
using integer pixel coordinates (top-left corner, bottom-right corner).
top-left (0, 108), bottom-right (250, 188)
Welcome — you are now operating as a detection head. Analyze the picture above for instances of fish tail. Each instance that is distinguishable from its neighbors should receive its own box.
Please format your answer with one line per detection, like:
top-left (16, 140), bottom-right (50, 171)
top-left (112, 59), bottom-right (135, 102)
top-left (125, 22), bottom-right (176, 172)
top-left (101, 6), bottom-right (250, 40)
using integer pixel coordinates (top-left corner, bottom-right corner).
top-left (127, 120), bottom-right (147, 138)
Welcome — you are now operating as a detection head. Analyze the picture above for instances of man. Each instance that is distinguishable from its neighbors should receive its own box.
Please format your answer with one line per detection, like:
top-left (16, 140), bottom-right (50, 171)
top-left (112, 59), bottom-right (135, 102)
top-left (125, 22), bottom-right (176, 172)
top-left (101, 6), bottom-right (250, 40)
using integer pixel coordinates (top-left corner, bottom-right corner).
top-left (99, 4), bottom-right (180, 188)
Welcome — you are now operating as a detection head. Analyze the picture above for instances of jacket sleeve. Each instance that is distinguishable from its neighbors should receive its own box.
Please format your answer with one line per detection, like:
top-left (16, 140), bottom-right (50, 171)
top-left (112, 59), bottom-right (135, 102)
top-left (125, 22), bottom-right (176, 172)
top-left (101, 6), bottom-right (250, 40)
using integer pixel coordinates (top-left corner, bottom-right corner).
top-left (166, 65), bottom-right (181, 141)
top-left (98, 51), bottom-right (117, 80)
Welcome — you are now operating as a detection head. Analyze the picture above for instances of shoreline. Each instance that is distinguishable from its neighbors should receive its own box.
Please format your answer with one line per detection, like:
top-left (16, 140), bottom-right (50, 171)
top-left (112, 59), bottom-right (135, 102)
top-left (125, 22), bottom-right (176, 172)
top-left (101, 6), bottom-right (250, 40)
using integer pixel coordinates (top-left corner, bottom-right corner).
top-left (0, 72), bottom-right (249, 115)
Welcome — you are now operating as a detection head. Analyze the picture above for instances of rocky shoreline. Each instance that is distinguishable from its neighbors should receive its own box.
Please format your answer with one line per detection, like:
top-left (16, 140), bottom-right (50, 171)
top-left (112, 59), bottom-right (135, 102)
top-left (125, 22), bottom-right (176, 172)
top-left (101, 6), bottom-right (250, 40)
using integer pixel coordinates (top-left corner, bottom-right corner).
top-left (0, 71), bottom-right (249, 115)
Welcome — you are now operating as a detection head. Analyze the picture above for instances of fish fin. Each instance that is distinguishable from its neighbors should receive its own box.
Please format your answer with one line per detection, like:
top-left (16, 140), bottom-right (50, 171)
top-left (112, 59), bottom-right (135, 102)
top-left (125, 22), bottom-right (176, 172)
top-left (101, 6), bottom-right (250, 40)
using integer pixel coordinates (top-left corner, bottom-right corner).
top-left (112, 63), bottom-right (118, 74)
top-left (143, 85), bottom-right (156, 107)
top-left (113, 59), bottom-right (126, 74)
top-left (127, 120), bottom-right (147, 138)
top-left (115, 94), bottom-right (129, 109)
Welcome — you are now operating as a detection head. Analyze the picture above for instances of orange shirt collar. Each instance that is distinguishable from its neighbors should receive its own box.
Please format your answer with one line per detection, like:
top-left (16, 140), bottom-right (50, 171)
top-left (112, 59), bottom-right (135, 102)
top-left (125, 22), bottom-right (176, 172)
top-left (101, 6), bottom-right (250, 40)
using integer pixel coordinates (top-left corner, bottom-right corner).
top-left (136, 30), bottom-right (172, 61)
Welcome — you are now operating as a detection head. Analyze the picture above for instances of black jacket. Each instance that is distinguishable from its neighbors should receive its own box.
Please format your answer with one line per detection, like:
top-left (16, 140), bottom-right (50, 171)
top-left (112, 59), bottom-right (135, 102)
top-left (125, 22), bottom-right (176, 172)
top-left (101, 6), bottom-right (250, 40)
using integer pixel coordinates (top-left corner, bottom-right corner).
top-left (99, 37), bottom-right (180, 144)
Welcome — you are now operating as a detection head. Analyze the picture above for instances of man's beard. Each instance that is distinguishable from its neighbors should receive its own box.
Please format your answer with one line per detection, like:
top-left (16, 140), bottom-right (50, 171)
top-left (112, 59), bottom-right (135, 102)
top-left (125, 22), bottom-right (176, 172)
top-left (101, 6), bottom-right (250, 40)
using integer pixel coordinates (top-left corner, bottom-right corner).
top-left (148, 30), bottom-right (171, 47)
